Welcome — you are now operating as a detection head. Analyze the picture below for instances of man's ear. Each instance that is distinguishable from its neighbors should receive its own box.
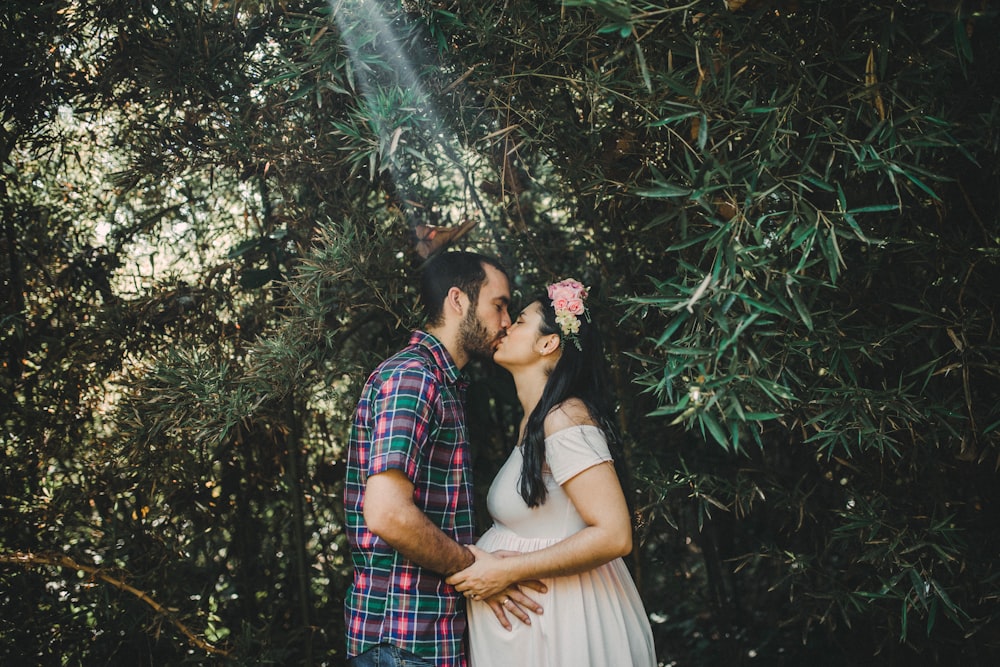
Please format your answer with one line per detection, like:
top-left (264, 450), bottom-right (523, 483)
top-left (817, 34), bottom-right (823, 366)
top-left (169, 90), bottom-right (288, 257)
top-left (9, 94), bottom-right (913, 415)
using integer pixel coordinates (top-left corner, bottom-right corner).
top-left (446, 286), bottom-right (468, 317)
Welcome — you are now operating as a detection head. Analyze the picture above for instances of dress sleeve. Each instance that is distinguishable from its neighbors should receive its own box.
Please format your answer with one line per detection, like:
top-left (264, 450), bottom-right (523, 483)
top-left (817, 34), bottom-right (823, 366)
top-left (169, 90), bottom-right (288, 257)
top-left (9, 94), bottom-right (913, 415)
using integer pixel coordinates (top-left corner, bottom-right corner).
top-left (545, 425), bottom-right (614, 485)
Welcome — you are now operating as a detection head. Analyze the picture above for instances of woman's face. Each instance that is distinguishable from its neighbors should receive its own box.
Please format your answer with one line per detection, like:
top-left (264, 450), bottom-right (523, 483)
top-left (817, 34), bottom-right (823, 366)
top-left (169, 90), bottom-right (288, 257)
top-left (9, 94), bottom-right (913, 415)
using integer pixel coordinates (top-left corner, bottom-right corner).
top-left (493, 301), bottom-right (549, 369)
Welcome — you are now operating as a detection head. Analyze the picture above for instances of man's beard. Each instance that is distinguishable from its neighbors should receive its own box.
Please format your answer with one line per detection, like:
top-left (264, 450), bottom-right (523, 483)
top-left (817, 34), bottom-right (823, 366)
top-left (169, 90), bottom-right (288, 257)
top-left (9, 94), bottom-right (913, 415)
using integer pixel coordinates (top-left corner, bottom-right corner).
top-left (458, 306), bottom-right (497, 361)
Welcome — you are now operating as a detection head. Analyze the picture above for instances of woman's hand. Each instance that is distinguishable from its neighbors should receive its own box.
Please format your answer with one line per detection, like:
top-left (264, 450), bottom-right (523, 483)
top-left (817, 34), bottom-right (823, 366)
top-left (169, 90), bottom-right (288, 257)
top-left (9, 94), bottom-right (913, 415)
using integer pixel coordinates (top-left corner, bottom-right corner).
top-left (447, 545), bottom-right (518, 600)
top-left (449, 546), bottom-right (547, 631)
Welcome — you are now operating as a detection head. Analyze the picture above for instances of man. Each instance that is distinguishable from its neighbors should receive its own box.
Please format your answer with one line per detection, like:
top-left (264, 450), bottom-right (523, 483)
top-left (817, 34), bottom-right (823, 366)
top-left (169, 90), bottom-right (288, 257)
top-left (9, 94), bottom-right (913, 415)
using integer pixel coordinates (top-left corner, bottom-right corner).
top-left (344, 251), bottom-right (542, 667)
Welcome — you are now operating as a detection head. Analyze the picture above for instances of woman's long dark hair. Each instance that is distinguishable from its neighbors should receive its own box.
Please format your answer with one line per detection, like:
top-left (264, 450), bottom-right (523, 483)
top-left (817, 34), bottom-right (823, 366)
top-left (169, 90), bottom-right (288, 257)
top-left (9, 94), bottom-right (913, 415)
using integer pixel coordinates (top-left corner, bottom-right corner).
top-left (518, 293), bottom-right (627, 508)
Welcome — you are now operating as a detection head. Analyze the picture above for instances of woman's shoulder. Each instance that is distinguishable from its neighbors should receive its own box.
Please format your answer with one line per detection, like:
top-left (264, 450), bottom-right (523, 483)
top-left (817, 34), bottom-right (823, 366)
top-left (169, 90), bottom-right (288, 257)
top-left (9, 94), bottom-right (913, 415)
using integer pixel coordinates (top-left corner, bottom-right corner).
top-left (543, 398), bottom-right (597, 437)
top-left (541, 401), bottom-right (613, 479)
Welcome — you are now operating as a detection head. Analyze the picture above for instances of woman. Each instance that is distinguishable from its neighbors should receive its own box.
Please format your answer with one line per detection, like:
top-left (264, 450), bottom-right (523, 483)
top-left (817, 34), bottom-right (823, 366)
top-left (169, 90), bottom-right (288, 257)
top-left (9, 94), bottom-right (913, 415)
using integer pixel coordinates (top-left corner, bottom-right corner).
top-left (446, 279), bottom-right (656, 666)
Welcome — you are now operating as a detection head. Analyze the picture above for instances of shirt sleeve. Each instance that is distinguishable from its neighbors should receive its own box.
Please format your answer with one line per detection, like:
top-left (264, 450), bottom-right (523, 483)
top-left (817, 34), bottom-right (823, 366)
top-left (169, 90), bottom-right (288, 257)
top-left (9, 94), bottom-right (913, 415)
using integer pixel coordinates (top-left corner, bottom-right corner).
top-left (367, 362), bottom-right (438, 483)
top-left (545, 425), bottom-right (614, 485)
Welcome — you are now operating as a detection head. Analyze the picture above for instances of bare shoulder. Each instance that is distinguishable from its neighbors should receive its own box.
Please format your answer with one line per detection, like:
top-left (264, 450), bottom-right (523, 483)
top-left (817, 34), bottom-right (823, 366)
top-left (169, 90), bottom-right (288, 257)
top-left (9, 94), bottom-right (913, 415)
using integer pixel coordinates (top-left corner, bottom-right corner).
top-left (543, 398), bottom-right (597, 436)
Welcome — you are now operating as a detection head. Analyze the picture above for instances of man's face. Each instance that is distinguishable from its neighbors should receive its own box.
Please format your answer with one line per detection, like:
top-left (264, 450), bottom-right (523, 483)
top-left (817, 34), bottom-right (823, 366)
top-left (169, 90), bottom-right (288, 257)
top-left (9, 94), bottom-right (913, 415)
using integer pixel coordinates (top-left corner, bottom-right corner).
top-left (458, 264), bottom-right (511, 361)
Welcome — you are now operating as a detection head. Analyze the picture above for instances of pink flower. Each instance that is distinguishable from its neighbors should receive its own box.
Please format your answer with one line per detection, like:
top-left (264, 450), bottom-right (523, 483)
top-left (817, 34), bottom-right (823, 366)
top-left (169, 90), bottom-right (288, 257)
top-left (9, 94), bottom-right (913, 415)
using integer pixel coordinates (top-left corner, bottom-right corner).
top-left (548, 286), bottom-right (574, 303)
top-left (547, 278), bottom-right (589, 348)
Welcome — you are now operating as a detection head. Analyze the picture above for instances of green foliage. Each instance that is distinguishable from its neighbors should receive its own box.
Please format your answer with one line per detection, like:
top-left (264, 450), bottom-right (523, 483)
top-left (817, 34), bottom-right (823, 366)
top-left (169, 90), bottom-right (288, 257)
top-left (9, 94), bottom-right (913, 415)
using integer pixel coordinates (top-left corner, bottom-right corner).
top-left (603, 1), bottom-right (999, 661)
top-left (3, 0), bottom-right (1000, 665)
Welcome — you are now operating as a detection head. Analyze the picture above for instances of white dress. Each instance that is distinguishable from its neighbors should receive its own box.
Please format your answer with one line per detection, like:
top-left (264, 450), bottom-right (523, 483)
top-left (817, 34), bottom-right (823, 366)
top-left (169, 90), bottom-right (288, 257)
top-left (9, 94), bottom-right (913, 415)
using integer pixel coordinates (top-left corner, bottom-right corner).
top-left (466, 425), bottom-right (657, 667)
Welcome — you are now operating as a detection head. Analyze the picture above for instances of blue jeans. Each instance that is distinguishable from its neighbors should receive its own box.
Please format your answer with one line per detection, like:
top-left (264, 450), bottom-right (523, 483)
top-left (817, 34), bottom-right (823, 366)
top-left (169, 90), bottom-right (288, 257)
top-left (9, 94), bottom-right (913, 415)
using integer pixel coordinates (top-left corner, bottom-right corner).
top-left (347, 643), bottom-right (436, 667)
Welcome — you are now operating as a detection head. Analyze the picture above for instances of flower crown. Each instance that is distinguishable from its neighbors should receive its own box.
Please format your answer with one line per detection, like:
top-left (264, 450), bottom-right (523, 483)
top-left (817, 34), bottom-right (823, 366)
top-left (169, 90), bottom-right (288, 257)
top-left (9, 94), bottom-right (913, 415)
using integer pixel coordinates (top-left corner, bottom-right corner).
top-left (547, 278), bottom-right (589, 350)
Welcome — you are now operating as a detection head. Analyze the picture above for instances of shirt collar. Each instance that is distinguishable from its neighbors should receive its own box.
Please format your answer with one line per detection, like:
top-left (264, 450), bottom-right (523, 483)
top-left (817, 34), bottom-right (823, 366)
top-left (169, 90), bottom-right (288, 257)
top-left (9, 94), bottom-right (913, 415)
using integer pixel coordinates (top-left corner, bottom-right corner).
top-left (410, 330), bottom-right (462, 385)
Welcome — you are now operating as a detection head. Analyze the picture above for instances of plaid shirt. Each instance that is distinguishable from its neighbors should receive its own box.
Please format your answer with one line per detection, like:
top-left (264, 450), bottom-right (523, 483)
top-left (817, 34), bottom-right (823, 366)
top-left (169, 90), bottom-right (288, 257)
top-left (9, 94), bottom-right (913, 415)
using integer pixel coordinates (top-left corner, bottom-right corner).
top-left (344, 331), bottom-right (475, 666)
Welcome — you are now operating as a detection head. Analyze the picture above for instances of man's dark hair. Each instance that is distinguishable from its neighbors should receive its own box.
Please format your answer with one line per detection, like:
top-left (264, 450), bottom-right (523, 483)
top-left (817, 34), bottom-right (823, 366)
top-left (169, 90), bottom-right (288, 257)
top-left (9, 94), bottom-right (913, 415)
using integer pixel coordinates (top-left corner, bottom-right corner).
top-left (421, 251), bottom-right (509, 326)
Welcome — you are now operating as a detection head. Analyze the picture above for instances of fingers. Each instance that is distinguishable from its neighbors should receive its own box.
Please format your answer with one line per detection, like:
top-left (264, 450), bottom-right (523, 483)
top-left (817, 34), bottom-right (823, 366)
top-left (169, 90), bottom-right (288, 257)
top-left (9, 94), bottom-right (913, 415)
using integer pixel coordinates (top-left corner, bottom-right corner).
top-left (505, 586), bottom-right (544, 615)
top-left (486, 598), bottom-right (512, 631)
top-left (484, 594), bottom-right (536, 631)
top-left (458, 582), bottom-right (504, 601)
top-left (515, 578), bottom-right (548, 595)
top-left (501, 595), bottom-right (532, 626)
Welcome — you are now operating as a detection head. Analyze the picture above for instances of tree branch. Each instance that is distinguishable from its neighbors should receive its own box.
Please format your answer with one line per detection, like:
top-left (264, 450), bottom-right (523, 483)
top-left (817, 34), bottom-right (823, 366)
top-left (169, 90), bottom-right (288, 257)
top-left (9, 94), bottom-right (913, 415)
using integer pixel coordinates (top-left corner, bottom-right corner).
top-left (0, 551), bottom-right (231, 657)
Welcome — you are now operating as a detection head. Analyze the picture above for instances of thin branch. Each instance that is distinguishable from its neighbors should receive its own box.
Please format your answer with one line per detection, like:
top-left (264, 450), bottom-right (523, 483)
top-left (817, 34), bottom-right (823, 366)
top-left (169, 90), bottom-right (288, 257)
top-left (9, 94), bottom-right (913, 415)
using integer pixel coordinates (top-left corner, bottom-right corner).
top-left (0, 551), bottom-right (231, 657)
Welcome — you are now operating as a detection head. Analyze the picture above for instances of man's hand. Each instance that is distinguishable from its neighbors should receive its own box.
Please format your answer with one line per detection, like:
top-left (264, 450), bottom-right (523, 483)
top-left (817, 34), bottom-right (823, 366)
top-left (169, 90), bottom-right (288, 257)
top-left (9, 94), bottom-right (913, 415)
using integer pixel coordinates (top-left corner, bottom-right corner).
top-left (482, 585), bottom-right (546, 631)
